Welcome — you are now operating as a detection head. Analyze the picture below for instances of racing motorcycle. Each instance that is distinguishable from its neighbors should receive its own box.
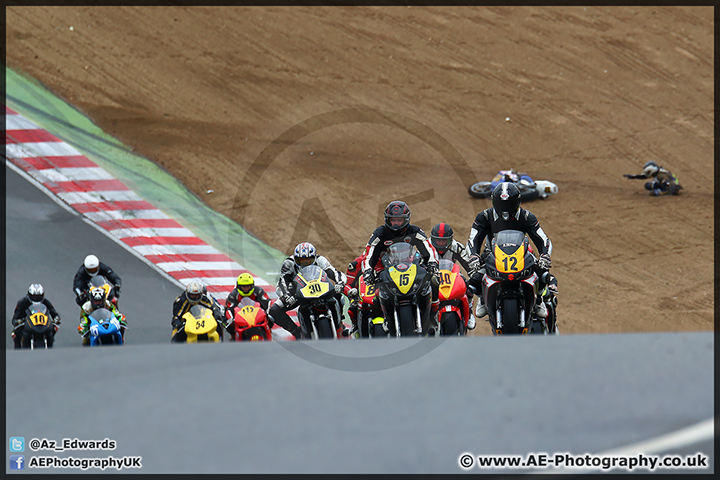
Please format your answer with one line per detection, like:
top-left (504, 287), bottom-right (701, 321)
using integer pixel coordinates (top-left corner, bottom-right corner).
top-left (437, 259), bottom-right (470, 336)
top-left (468, 171), bottom-right (558, 201)
top-left (292, 265), bottom-right (342, 339)
top-left (174, 304), bottom-right (221, 343)
top-left (356, 274), bottom-right (385, 338)
top-left (376, 242), bottom-right (433, 337)
top-left (16, 302), bottom-right (56, 349)
top-left (87, 308), bottom-right (124, 346)
top-left (229, 297), bottom-right (272, 341)
top-left (479, 229), bottom-right (542, 335)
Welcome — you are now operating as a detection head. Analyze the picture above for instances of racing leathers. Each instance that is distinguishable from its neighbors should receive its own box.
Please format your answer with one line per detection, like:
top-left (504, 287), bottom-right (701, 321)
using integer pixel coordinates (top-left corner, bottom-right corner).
top-left (224, 285), bottom-right (272, 339)
top-left (78, 299), bottom-right (127, 345)
top-left (11, 296), bottom-right (61, 349)
top-left (171, 290), bottom-right (225, 342)
top-left (467, 206), bottom-right (556, 326)
top-left (624, 165), bottom-right (682, 196)
top-left (437, 238), bottom-right (473, 275)
top-left (361, 224), bottom-right (441, 334)
top-left (268, 255), bottom-right (349, 339)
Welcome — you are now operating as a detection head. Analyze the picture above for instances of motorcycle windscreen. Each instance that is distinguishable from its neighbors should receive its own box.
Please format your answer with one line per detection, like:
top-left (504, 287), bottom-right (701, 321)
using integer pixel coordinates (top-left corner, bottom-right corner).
top-left (89, 308), bottom-right (114, 323)
top-left (184, 305), bottom-right (217, 334)
top-left (27, 302), bottom-right (50, 327)
top-left (385, 242), bottom-right (415, 268)
top-left (296, 265), bottom-right (331, 298)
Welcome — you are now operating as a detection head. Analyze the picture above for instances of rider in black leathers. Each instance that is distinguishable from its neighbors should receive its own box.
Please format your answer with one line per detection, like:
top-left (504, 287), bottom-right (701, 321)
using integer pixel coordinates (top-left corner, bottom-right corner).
top-left (72, 254), bottom-right (122, 306)
top-left (361, 201), bottom-right (440, 334)
top-left (268, 241), bottom-right (350, 340)
top-left (11, 284), bottom-right (61, 349)
top-left (467, 182), bottom-right (557, 330)
top-left (171, 281), bottom-right (225, 342)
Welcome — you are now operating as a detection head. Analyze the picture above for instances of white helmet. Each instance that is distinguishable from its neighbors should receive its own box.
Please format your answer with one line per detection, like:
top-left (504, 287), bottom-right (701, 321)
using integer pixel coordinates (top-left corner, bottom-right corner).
top-left (186, 281), bottom-right (204, 303)
top-left (28, 284), bottom-right (45, 302)
top-left (84, 254), bottom-right (100, 276)
top-left (643, 161), bottom-right (659, 177)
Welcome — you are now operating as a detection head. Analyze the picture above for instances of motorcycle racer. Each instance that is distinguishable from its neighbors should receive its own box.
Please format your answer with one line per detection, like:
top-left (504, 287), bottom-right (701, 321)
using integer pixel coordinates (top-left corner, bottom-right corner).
top-left (73, 254), bottom-right (122, 307)
top-left (623, 160), bottom-right (682, 196)
top-left (78, 287), bottom-right (127, 346)
top-left (430, 223), bottom-right (472, 274)
top-left (224, 273), bottom-right (272, 339)
top-left (268, 242), bottom-right (351, 339)
top-left (431, 223), bottom-right (473, 329)
top-left (344, 247), bottom-right (379, 335)
top-left (11, 284), bottom-right (62, 349)
top-left (171, 281), bottom-right (225, 342)
top-left (361, 201), bottom-right (441, 334)
top-left (466, 182), bottom-right (556, 330)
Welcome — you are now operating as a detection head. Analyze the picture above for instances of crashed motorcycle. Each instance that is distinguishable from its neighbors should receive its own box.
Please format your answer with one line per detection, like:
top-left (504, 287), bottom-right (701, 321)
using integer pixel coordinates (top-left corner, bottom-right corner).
top-left (480, 229), bottom-right (543, 335)
top-left (468, 171), bottom-right (558, 201)
top-left (437, 259), bottom-right (470, 336)
top-left (376, 242), bottom-right (433, 337)
top-left (293, 265), bottom-right (342, 339)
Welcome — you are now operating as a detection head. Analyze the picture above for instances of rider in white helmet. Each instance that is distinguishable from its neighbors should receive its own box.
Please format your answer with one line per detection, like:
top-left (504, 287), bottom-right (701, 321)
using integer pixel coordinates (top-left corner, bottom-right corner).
top-left (171, 281), bottom-right (225, 342)
top-left (623, 161), bottom-right (682, 196)
top-left (268, 242), bottom-right (350, 339)
top-left (11, 284), bottom-right (62, 349)
top-left (72, 254), bottom-right (122, 306)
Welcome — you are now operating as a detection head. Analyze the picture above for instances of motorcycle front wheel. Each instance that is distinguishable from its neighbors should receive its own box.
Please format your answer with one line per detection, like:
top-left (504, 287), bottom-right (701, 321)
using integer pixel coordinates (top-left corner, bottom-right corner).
top-left (398, 304), bottom-right (418, 336)
top-left (369, 322), bottom-right (387, 338)
top-left (358, 309), bottom-right (370, 338)
top-left (468, 181), bottom-right (493, 198)
top-left (439, 311), bottom-right (462, 336)
top-left (315, 315), bottom-right (335, 339)
top-left (500, 298), bottom-right (521, 334)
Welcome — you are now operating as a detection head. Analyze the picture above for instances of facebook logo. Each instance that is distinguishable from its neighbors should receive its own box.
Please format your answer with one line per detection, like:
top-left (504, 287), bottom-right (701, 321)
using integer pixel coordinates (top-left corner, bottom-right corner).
top-left (9, 437), bottom-right (25, 452)
top-left (10, 455), bottom-right (24, 470)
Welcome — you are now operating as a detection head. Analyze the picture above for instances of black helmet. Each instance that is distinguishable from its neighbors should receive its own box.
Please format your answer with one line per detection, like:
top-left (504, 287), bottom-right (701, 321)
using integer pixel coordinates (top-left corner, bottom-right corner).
top-left (492, 182), bottom-right (521, 221)
top-left (28, 284), bottom-right (45, 303)
top-left (384, 201), bottom-right (411, 232)
top-left (430, 223), bottom-right (454, 256)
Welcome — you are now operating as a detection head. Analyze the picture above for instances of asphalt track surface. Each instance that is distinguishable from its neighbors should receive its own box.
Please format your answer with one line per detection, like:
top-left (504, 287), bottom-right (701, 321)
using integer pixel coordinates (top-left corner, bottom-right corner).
top-left (5, 164), bottom-right (184, 349)
top-left (5, 164), bottom-right (715, 474)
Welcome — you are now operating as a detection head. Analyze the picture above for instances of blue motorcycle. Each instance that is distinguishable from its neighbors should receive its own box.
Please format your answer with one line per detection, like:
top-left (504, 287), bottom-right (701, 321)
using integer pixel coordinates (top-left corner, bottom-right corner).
top-left (468, 170), bottom-right (558, 201)
top-left (87, 308), bottom-right (124, 346)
